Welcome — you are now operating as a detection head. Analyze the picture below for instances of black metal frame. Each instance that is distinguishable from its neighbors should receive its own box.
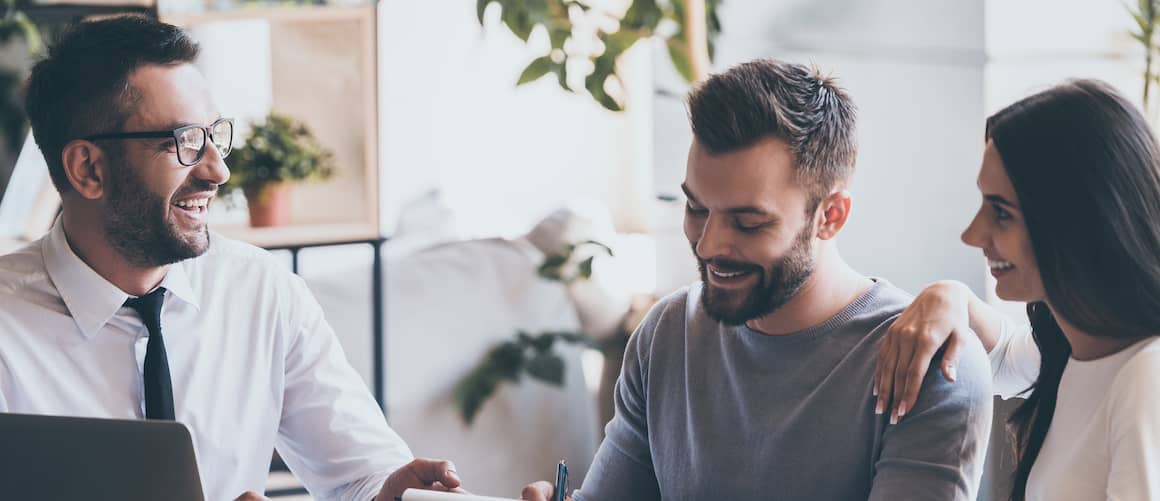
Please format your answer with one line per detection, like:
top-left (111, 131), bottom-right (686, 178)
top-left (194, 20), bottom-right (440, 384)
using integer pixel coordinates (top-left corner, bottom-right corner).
top-left (264, 236), bottom-right (388, 408)
top-left (85, 118), bottom-right (235, 167)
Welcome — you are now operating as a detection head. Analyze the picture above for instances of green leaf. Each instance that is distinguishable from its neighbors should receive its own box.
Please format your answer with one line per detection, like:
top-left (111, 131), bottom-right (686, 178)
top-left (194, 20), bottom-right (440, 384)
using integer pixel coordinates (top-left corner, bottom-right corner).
top-left (476, 0), bottom-right (492, 25)
top-left (565, 0), bottom-right (590, 12)
top-left (555, 62), bottom-right (571, 91)
top-left (585, 74), bottom-right (624, 112)
top-left (537, 253), bottom-right (568, 280)
top-left (13, 13), bottom-right (39, 54)
top-left (622, 0), bottom-right (663, 30)
top-left (666, 37), bottom-right (695, 83)
top-left (491, 341), bottom-right (527, 381)
top-left (579, 239), bottom-right (613, 256)
top-left (601, 30), bottom-right (641, 57)
top-left (517, 56), bottom-right (554, 85)
top-left (548, 27), bottom-right (569, 50)
top-left (501, 3), bottom-right (535, 41)
top-left (526, 353), bottom-right (565, 386)
top-left (577, 256), bottom-right (595, 280)
top-left (528, 332), bottom-right (557, 353)
top-left (594, 90), bottom-right (623, 112)
top-left (454, 342), bottom-right (523, 425)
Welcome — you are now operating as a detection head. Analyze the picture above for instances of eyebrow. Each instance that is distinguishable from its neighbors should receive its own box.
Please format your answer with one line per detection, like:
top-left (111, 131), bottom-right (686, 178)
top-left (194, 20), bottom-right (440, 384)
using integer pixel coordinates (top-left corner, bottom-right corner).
top-left (680, 183), bottom-right (779, 218)
top-left (984, 194), bottom-right (1019, 209)
top-left (151, 116), bottom-right (225, 132)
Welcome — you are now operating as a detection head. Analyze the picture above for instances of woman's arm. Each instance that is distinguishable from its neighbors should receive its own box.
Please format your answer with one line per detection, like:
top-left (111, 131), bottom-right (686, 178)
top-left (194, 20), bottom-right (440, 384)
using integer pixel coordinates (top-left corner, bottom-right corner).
top-left (873, 281), bottom-right (1005, 423)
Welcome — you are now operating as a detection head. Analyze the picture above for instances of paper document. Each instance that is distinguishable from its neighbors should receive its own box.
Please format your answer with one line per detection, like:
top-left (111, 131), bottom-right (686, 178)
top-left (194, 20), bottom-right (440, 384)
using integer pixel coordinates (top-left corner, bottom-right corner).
top-left (399, 489), bottom-right (522, 501)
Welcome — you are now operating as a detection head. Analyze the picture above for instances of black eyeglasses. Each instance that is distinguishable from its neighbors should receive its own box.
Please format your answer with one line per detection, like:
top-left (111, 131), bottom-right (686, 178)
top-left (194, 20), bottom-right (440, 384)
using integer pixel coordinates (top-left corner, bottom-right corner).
top-left (85, 118), bottom-right (234, 167)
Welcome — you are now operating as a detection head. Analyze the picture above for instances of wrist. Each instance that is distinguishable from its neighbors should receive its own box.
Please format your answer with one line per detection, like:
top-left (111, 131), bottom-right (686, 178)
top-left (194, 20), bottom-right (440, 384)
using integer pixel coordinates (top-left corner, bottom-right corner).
top-left (926, 279), bottom-right (971, 300)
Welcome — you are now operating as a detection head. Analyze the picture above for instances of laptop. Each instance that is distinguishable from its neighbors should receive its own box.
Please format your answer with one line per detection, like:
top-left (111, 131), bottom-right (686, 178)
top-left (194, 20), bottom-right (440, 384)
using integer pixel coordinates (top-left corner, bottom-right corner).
top-left (0, 413), bottom-right (205, 501)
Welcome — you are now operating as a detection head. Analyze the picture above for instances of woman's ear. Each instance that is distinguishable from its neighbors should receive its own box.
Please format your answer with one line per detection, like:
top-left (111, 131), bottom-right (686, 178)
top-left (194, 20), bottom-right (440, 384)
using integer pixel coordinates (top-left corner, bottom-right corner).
top-left (816, 190), bottom-right (852, 241)
top-left (60, 140), bottom-right (109, 200)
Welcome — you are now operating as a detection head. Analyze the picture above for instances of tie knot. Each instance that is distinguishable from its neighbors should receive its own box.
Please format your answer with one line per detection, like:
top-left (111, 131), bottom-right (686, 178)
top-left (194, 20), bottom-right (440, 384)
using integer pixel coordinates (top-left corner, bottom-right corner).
top-left (124, 287), bottom-right (166, 325)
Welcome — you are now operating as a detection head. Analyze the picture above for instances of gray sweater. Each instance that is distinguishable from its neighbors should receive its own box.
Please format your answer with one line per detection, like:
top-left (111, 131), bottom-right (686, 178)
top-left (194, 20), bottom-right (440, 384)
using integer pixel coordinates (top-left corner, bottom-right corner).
top-left (575, 280), bottom-right (992, 501)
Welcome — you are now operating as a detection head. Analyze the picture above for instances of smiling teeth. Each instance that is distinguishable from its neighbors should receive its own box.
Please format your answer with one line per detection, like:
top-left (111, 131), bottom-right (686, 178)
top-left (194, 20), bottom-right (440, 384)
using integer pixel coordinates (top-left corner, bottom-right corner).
top-left (711, 269), bottom-right (745, 278)
top-left (175, 198), bottom-right (209, 208)
top-left (988, 259), bottom-right (1014, 271)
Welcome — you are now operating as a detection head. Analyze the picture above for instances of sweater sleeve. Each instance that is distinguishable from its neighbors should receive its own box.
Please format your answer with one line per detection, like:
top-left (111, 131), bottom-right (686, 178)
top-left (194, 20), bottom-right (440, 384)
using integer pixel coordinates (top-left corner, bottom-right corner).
top-left (989, 316), bottom-right (1040, 399)
top-left (869, 334), bottom-right (994, 501)
top-left (572, 302), bottom-right (663, 501)
top-left (1105, 342), bottom-right (1160, 501)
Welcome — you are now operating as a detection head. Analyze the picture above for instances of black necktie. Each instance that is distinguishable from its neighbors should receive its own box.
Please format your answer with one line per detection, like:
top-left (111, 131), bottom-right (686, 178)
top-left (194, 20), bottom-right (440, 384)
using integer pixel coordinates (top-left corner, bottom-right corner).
top-left (124, 288), bottom-right (175, 420)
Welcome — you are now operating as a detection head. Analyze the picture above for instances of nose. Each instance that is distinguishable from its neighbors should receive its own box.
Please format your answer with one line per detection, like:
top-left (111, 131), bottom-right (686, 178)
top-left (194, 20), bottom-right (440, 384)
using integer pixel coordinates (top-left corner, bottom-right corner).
top-left (961, 208), bottom-right (986, 249)
top-left (194, 141), bottom-right (230, 186)
top-left (691, 213), bottom-right (732, 261)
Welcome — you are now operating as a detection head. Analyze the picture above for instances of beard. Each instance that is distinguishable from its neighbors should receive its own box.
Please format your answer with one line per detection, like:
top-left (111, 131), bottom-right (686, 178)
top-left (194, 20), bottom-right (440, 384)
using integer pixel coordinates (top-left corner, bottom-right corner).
top-left (694, 223), bottom-right (815, 326)
top-left (103, 157), bottom-right (213, 267)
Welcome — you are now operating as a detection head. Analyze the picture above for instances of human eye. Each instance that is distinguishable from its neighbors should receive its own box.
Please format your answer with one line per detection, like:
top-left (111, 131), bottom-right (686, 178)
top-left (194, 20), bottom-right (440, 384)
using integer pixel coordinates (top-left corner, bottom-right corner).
top-left (685, 202), bottom-right (708, 216)
top-left (991, 203), bottom-right (1013, 222)
top-left (734, 220), bottom-right (771, 234)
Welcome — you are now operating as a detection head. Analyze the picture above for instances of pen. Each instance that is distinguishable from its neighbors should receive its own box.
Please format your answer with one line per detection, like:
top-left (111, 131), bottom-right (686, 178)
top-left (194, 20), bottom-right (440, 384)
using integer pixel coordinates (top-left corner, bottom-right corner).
top-left (554, 459), bottom-right (568, 501)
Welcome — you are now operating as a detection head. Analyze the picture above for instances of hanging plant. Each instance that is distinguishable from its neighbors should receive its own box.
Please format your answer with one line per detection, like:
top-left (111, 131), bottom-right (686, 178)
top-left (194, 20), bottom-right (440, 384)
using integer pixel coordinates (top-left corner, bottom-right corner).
top-left (477, 0), bottom-right (722, 111)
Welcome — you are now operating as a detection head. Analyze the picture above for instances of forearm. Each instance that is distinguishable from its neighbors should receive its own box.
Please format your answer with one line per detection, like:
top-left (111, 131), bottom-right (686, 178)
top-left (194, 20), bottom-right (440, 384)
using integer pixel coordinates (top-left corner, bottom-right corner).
top-left (574, 441), bottom-right (661, 501)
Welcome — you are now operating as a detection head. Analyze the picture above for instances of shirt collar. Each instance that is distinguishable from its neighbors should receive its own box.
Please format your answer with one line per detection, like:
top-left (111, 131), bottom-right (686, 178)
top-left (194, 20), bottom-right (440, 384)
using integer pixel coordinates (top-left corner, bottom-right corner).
top-left (42, 218), bottom-right (201, 339)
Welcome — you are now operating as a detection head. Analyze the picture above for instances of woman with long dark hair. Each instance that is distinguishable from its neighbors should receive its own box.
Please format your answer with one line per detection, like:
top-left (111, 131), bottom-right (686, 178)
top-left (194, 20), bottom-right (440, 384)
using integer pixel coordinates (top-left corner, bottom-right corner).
top-left (874, 79), bottom-right (1160, 500)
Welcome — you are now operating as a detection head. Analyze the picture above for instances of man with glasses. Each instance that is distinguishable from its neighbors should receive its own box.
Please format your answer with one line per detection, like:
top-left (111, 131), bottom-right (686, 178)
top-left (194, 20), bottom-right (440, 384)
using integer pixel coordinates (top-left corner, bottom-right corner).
top-left (0, 15), bottom-right (461, 501)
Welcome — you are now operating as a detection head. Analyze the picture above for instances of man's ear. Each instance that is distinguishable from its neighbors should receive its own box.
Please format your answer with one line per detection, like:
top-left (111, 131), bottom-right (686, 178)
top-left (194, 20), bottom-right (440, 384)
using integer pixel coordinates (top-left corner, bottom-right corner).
top-left (815, 190), bottom-right (852, 241)
top-left (61, 140), bottom-right (109, 200)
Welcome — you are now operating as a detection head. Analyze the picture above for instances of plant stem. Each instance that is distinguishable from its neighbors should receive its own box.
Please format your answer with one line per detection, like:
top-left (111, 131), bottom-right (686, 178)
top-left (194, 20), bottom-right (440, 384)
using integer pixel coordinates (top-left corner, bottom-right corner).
top-left (1146, 1), bottom-right (1157, 107)
top-left (683, 0), bottom-right (710, 81)
top-left (1146, 50), bottom-right (1153, 108)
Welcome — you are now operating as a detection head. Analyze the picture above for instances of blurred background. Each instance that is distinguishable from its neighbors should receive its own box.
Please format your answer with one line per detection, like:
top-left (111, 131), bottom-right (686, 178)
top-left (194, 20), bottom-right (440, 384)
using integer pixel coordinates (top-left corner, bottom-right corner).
top-left (0, 0), bottom-right (1150, 499)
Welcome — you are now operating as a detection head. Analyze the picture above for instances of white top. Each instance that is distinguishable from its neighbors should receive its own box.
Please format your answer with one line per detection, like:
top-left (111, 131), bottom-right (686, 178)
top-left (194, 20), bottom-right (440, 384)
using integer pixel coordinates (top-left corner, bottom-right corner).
top-left (0, 220), bottom-right (412, 501)
top-left (990, 318), bottom-right (1160, 501)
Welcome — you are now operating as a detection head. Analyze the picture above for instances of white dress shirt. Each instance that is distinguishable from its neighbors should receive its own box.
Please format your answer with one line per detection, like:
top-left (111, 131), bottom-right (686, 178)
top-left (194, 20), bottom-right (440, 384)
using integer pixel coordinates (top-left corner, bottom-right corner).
top-left (990, 319), bottom-right (1160, 501)
top-left (0, 219), bottom-right (413, 501)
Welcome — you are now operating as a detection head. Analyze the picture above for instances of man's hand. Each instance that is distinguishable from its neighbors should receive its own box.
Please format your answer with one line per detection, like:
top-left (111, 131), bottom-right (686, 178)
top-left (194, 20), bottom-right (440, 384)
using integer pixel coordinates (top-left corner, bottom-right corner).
top-left (233, 491), bottom-right (271, 501)
top-left (873, 281), bottom-right (973, 425)
top-left (377, 458), bottom-right (465, 501)
top-left (520, 480), bottom-right (571, 501)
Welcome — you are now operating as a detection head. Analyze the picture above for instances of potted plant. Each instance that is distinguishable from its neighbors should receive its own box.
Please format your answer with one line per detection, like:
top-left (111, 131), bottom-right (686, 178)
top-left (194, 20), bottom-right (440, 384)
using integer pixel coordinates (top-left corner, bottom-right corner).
top-left (224, 112), bottom-right (335, 227)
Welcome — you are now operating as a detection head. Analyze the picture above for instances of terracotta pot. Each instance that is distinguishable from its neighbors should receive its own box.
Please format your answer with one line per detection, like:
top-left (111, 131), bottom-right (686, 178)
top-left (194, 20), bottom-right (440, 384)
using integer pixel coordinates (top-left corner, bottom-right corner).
top-left (246, 184), bottom-right (292, 228)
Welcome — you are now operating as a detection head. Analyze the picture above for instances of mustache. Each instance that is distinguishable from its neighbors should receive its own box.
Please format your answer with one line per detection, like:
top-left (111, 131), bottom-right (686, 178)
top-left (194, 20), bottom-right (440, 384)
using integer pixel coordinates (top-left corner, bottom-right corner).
top-left (170, 179), bottom-right (219, 201)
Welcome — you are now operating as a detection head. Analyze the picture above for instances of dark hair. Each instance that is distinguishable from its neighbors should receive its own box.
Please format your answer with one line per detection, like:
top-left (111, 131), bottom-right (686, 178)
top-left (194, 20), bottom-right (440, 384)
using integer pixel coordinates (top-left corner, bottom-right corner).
top-left (23, 14), bottom-right (200, 193)
top-left (986, 79), bottom-right (1160, 500)
top-left (686, 58), bottom-right (858, 207)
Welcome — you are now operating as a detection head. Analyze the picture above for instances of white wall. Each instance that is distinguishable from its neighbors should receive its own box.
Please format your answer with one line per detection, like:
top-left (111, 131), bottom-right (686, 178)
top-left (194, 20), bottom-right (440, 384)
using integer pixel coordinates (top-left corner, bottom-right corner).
top-left (377, 0), bottom-right (655, 239)
top-left (650, 0), bottom-right (987, 297)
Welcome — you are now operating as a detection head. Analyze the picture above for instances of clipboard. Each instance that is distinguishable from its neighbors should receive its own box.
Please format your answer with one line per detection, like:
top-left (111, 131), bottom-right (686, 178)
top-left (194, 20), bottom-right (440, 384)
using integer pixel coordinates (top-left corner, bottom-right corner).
top-left (398, 489), bottom-right (522, 501)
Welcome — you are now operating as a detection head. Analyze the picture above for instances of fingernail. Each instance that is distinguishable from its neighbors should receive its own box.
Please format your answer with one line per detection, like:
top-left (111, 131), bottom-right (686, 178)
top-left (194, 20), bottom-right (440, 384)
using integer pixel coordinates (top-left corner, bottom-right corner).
top-left (947, 365), bottom-right (957, 381)
top-left (875, 401), bottom-right (883, 415)
top-left (898, 403), bottom-right (908, 418)
top-left (890, 412), bottom-right (898, 425)
top-left (872, 385), bottom-right (878, 397)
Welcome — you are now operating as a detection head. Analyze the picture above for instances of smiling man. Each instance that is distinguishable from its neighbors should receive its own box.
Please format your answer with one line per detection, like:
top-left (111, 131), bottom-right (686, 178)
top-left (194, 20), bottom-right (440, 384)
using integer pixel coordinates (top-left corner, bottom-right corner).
top-left (522, 60), bottom-right (993, 501)
top-left (0, 15), bottom-right (459, 501)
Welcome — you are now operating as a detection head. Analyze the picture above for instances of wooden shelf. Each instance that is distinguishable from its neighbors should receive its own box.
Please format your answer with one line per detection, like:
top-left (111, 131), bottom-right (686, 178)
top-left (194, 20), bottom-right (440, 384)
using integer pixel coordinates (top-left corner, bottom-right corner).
top-left (160, 2), bottom-right (373, 26)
